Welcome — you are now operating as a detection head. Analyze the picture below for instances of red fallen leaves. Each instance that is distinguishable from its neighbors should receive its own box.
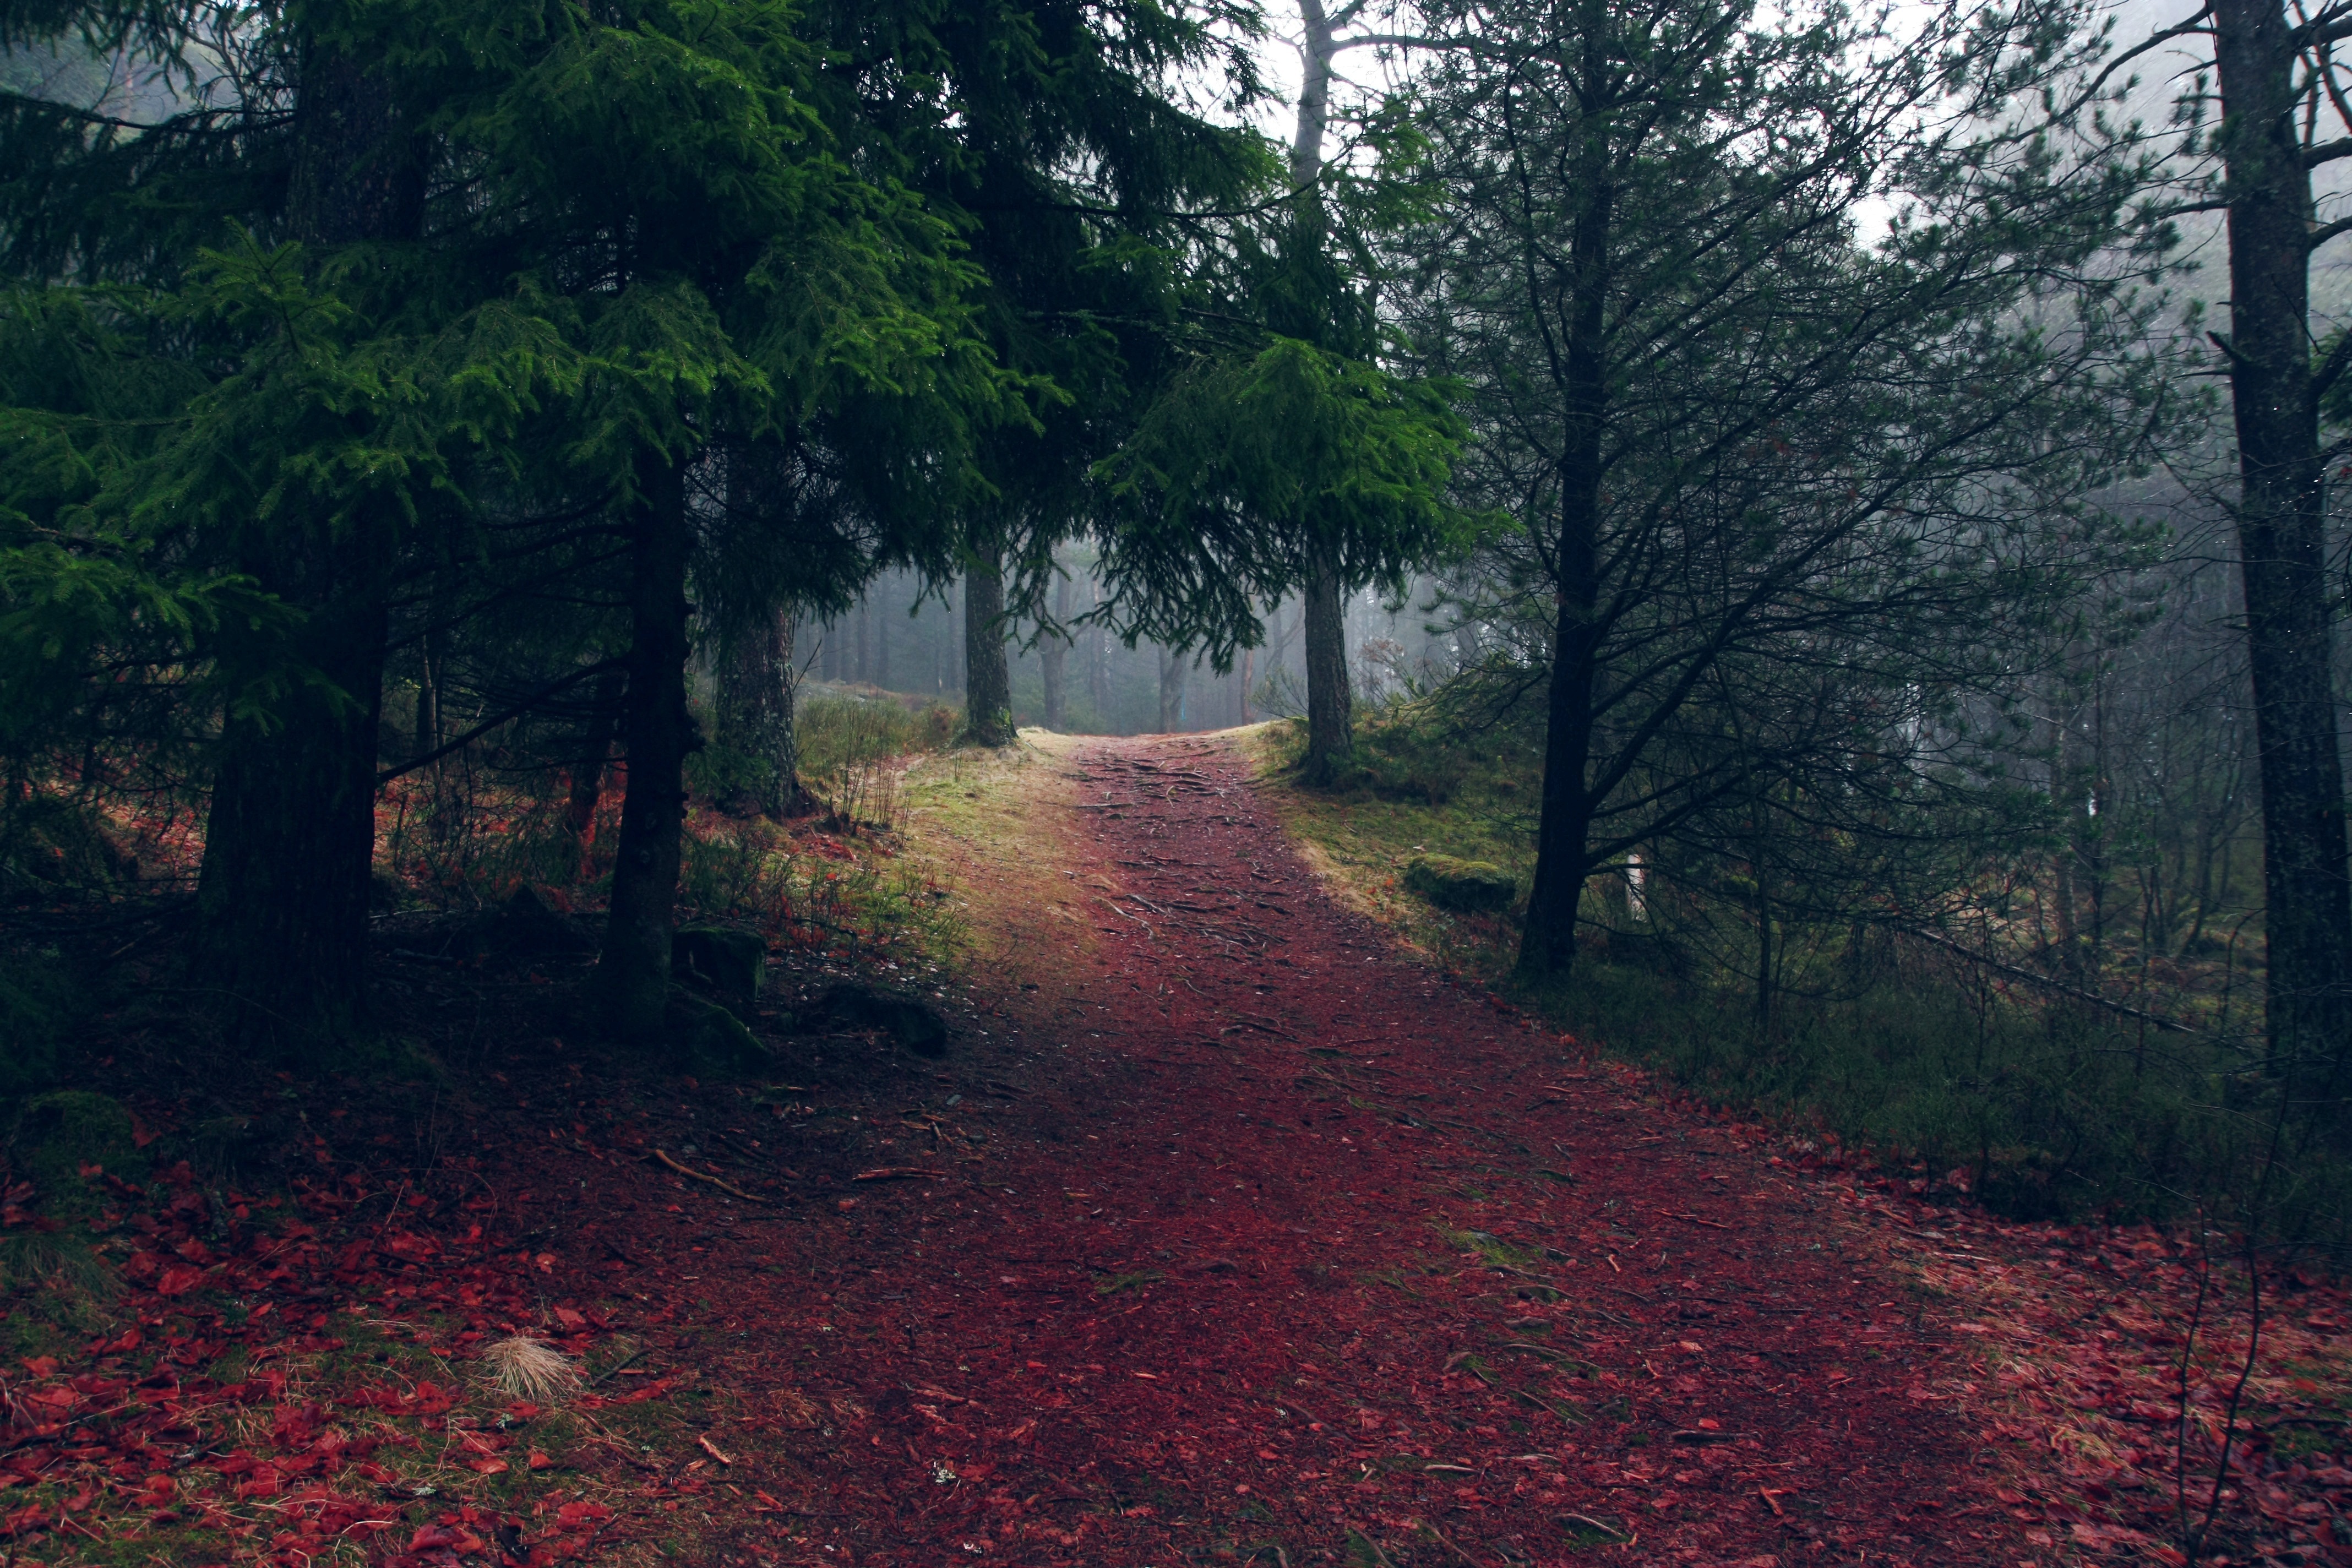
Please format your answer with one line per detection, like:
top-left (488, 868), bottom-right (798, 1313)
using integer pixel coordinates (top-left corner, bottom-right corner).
top-left (1842, 1189), bottom-right (2352, 1563)
top-left (0, 1164), bottom-right (627, 1565)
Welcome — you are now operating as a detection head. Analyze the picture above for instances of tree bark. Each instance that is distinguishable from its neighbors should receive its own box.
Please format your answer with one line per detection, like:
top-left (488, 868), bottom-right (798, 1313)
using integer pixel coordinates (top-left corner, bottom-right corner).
top-left (2212, 0), bottom-right (2352, 1106)
top-left (962, 556), bottom-right (1015, 744)
top-left (597, 459), bottom-right (696, 1042)
top-left (1300, 552), bottom-right (1353, 778)
top-left (1515, 67), bottom-right (1614, 982)
top-left (190, 40), bottom-right (422, 1052)
top-left (1290, 3), bottom-right (1357, 781)
top-left (413, 632), bottom-right (438, 759)
top-left (1157, 646), bottom-right (1190, 732)
top-left (716, 609), bottom-right (799, 818)
top-left (2050, 676), bottom-right (2084, 977)
top-left (564, 666), bottom-right (622, 850)
top-left (1040, 565), bottom-right (1071, 730)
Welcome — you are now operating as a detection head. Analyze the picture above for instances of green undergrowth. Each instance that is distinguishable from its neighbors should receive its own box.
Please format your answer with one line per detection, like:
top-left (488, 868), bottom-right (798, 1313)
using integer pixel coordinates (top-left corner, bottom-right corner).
top-left (1238, 717), bottom-right (1538, 979)
top-left (1242, 714), bottom-right (2352, 1252)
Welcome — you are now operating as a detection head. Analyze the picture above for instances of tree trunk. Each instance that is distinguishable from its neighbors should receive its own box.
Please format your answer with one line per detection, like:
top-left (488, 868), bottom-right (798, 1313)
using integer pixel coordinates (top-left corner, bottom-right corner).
top-left (564, 666), bottom-right (622, 851)
top-left (194, 585), bottom-right (388, 1047)
top-left (1288, 5), bottom-right (1357, 782)
top-left (189, 40), bottom-right (422, 1052)
top-left (597, 459), bottom-right (696, 1042)
top-left (962, 556), bottom-right (1015, 744)
top-left (1040, 634), bottom-right (1067, 732)
top-left (717, 609), bottom-right (799, 818)
top-left (1753, 839), bottom-right (1774, 1031)
top-left (1041, 569), bottom-right (1070, 729)
top-left (1158, 647), bottom-right (1190, 732)
top-left (1088, 577), bottom-right (1109, 715)
top-left (1515, 85), bottom-right (1614, 982)
top-left (1300, 551), bottom-right (1353, 780)
top-left (2212, 0), bottom-right (2352, 1106)
top-left (414, 632), bottom-right (438, 759)
top-left (2051, 677), bottom-right (2083, 977)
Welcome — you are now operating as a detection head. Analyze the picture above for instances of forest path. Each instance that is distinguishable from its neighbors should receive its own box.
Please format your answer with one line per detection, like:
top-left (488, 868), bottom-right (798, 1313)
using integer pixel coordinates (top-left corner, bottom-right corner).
top-left (741, 732), bottom-right (2036, 1567)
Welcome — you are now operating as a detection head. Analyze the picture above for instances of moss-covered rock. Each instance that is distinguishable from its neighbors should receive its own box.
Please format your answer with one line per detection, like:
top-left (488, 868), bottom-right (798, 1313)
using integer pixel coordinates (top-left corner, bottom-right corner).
top-left (674, 925), bottom-right (765, 1008)
top-left (666, 989), bottom-right (772, 1079)
top-left (1402, 854), bottom-right (1516, 913)
top-left (7, 1090), bottom-right (146, 1216)
top-left (819, 983), bottom-right (950, 1058)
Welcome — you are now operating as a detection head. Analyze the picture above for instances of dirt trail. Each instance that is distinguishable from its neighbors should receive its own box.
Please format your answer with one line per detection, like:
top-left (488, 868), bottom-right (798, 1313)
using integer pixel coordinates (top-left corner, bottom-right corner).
top-left (679, 734), bottom-right (2034, 1567)
top-left (24, 733), bottom-right (2350, 1566)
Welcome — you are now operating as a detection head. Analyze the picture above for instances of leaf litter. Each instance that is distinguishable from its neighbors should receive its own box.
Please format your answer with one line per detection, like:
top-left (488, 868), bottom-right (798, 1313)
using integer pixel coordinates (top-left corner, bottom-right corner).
top-left (1, 731), bottom-right (2346, 1566)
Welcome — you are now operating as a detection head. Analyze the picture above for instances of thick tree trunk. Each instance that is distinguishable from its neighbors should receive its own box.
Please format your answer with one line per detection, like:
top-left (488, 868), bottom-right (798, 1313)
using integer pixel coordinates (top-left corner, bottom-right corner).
top-left (1300, 552), bottom-right (1353, 780)
top-left (194, 585), bottom-right (388, 1044)
top-left (597, 460), bottom-right (696, 1042)
top-left (2212, 0), bottom-right (2352, 1108)
top-left (190, 41), bottom-right (421, 1052)
top-left (716, 609), bottom-right (799, 818)
top-left (962, 556), bottom-right (1015, 745)
top-left (1516, 102), bottom-right (1614, 982)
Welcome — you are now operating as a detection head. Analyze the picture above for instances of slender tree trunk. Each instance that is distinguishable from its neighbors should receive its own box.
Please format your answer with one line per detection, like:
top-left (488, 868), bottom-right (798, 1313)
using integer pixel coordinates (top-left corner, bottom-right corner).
top-left (597, 460), bottom-right (696, 1042)
top-left (1158, 647), bottom-right (1190, 733)
top-left (875, 589), bottom-right (891, 691)
top-left (2051, 678), bottom-right (2083, 976)
top-left (414, 632), bottom-right (438, 759)
top-left (716, 609), bottom-right (799, 818)
top-left (1287, 4), bottom-right (1360, 780)
top-left (962, 556), bottom-right (1015, 745)
top-left (1516, 82), bottom-right (1614, 981)
top-left (1041, 568), bottom-right (1070, 731)
top-left (190, 40), bottom-right (422, 1052)
top-left (564, 666), bottom-right (622, 852)
top-left (1754, 839), bottom-right (1774, 1031)
top-left (2212, 0), bottom-right (2352, 1113)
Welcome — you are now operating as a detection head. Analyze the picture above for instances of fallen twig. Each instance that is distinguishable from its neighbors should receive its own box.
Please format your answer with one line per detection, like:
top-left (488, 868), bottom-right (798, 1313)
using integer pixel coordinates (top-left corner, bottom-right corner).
top-left (654, 1149), bottom-right (765, 1203)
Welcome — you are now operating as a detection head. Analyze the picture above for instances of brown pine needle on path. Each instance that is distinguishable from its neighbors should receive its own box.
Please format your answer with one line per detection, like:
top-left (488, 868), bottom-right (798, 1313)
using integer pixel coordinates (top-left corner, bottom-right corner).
top-left (40, 729), bottom-right (2350, 1567)
top-left (649, 729), bottom-right (2052, 1566)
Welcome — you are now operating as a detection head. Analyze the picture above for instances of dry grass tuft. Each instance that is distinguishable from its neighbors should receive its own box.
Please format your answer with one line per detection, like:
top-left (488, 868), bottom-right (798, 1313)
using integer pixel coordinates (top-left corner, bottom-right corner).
top-left (481, 1335), bottom-right (581, 1403)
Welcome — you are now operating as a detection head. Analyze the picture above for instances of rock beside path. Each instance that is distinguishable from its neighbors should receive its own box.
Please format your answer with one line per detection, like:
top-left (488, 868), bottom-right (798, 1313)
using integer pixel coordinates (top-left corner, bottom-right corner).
top-left (817, 982), bottom-right (949, 1057)
top-left (1403, 852), bottom-right (1516, 911)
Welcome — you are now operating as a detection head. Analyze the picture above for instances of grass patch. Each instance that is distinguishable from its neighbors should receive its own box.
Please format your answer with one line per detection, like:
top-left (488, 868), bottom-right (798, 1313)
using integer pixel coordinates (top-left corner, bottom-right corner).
top-left (1243, 710), bottom-right (2352, 1249)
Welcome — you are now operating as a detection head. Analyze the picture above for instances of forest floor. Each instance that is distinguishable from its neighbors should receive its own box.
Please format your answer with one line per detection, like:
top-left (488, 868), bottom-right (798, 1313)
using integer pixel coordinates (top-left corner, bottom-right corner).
top-left (8, 732), bottom-right (2352, 1568)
